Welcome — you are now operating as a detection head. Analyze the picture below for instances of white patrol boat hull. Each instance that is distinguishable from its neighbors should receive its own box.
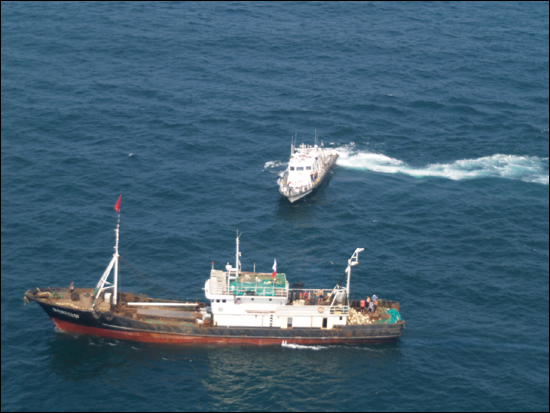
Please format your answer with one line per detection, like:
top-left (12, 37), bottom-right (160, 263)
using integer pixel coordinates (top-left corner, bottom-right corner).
top-left (279, 137), bottom-right (338, 203)
top-left (281, 153), bottom-right (337, 203)
top-left (284, 185), bottom-right (315, 203)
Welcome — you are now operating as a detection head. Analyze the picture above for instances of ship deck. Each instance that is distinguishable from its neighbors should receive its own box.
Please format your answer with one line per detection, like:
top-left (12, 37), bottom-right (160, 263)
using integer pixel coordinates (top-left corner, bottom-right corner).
top-left (25, 287), bottom-right (203, 325)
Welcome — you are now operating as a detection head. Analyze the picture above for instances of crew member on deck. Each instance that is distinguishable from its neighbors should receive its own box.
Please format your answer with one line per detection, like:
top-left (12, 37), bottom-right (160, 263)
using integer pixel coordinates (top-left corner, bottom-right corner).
top-left (367, 296), bottom-right (374, 313)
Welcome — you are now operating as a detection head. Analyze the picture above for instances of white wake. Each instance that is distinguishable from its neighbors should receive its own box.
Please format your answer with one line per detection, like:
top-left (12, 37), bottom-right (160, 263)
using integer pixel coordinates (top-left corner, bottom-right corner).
top-left (281, 340), bottom-right (329, 350)
top-left (336, 145), bottom-right (549, 185)
top-left (263, 160), bottom-right (286, 170)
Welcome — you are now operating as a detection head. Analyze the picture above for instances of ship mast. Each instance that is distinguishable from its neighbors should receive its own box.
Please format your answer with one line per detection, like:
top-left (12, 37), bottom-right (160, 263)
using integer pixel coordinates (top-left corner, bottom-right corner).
top-left (92, 196), bottom-right (121, 309)
top-left (236, 230), bottom-right (241, 277)
top-left (345, 248), bottom-right (365, 297)
top-left (113, 215), bottom-right (120, 305)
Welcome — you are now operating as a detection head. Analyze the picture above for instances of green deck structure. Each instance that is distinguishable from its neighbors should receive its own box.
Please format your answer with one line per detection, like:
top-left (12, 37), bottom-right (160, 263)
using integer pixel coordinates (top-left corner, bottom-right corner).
top-left (229, 273), bottom-right (287, 297)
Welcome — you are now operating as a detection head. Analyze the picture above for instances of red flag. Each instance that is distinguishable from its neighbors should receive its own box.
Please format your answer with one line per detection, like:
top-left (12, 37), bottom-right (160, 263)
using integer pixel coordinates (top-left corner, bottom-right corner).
top-left (114, 195), bottom-right (122, 214)
top-left (272, 259), bottom-right (277, 278)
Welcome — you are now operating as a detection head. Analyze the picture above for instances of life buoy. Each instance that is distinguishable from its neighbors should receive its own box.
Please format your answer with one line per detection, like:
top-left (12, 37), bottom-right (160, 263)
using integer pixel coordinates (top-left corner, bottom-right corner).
top-left (318, 307), bottom-right (325, 314)
top-left (101, 311), bottom-right (114, 322)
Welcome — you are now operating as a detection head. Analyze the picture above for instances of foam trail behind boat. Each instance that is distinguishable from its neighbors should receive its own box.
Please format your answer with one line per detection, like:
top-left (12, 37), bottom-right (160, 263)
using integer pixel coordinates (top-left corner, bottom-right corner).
top-left (336, 145), bottom-right (549, 185)
top-left (264, 160), bottom-right (286, 170)
top-left (281, 340), bottom-right (329, 350)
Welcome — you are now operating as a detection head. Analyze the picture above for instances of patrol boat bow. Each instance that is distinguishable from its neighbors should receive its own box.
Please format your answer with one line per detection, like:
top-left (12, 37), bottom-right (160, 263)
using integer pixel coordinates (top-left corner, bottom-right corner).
top-left (278, 132), bottom-right (339, 203)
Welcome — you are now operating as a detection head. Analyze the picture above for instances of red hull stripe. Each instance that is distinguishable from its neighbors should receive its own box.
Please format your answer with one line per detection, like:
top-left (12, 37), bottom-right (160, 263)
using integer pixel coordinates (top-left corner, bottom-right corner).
top-left (51, 318), bottom-right (397, 346)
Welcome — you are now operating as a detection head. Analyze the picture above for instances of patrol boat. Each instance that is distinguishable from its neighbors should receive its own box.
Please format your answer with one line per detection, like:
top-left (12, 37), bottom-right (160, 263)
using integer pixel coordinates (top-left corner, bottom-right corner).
top-left (25, 203), bottom-right (404, 345)
top-left (278, 132), bottom-right (339, 203)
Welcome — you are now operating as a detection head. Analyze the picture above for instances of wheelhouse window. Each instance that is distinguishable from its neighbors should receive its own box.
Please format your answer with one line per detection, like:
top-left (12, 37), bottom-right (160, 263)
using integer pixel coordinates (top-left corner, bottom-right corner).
top-left (306, 166), bottom-right (312, 170)
top-left (290, 167), bottom-right (295, 171)
top-left (297, 167), bottom-right (304, 171)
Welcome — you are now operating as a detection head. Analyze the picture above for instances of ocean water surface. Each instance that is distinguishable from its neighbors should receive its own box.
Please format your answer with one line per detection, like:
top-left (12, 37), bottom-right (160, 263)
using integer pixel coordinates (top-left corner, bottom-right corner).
top-left (1, 2), bottom-right (548, 411)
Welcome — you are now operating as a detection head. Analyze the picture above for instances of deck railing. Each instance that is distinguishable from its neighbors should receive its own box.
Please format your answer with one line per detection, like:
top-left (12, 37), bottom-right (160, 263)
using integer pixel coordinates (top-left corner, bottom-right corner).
top-left (288, 288), bottom-right (347, 307)
top-left (210, 283), bottom-right (287, 297)
top-left (227, 285), bottom-right (287, 297)
top-left (330, 305), bottom-right (350, 314)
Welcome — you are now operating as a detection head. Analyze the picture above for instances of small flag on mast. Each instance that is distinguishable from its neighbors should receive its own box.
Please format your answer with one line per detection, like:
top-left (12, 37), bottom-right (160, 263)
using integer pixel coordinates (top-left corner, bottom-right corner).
top-left (272, 259), bottom-right (277, 278)
top-left (114, 195), bottom-right (122, 214)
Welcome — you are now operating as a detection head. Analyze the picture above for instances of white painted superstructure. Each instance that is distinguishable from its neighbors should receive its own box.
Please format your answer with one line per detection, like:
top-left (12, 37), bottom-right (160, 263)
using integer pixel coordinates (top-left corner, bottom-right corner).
top-left (278, 132), bottom-right (339, 203)
top-left (203, 235), bottom-right (364, 330)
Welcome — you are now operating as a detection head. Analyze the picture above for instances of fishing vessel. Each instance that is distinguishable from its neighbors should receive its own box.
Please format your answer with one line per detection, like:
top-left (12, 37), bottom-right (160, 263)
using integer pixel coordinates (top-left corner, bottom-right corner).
top-left (278, 132), bottom-right (339, 203)
top-left (25, 200), bottom-right (404, 346)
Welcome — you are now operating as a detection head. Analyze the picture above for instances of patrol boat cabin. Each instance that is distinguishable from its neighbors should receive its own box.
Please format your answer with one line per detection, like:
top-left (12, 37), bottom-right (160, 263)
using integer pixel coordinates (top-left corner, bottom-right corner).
top-left (279, 133), bottom-right (339, 203)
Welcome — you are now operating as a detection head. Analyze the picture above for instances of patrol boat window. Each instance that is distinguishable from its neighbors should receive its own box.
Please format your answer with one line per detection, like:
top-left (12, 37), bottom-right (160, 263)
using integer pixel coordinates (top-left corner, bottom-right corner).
top-left (297, 167), bottom-right (304, 171)
top-left (306, 166), bottom-right (312, 170)
top-left (290, 167), bottom-right (295, 171)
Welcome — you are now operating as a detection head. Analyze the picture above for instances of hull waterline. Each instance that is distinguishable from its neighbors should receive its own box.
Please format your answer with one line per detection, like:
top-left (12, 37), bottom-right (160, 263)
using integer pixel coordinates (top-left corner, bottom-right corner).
top-left (31, 298), bottom-right (404, 346)
top-left (51, 317), bottom-right (403, 346)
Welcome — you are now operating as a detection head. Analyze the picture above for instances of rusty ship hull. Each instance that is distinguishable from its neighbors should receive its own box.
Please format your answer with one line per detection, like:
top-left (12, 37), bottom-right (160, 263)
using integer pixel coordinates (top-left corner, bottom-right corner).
top-left (26, 288), bottom-right (404, 346)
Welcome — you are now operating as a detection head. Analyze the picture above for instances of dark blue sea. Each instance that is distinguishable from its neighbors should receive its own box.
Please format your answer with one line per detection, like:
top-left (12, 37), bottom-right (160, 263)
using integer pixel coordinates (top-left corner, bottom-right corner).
top-left (2, 2), bottom-right (548, 411)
